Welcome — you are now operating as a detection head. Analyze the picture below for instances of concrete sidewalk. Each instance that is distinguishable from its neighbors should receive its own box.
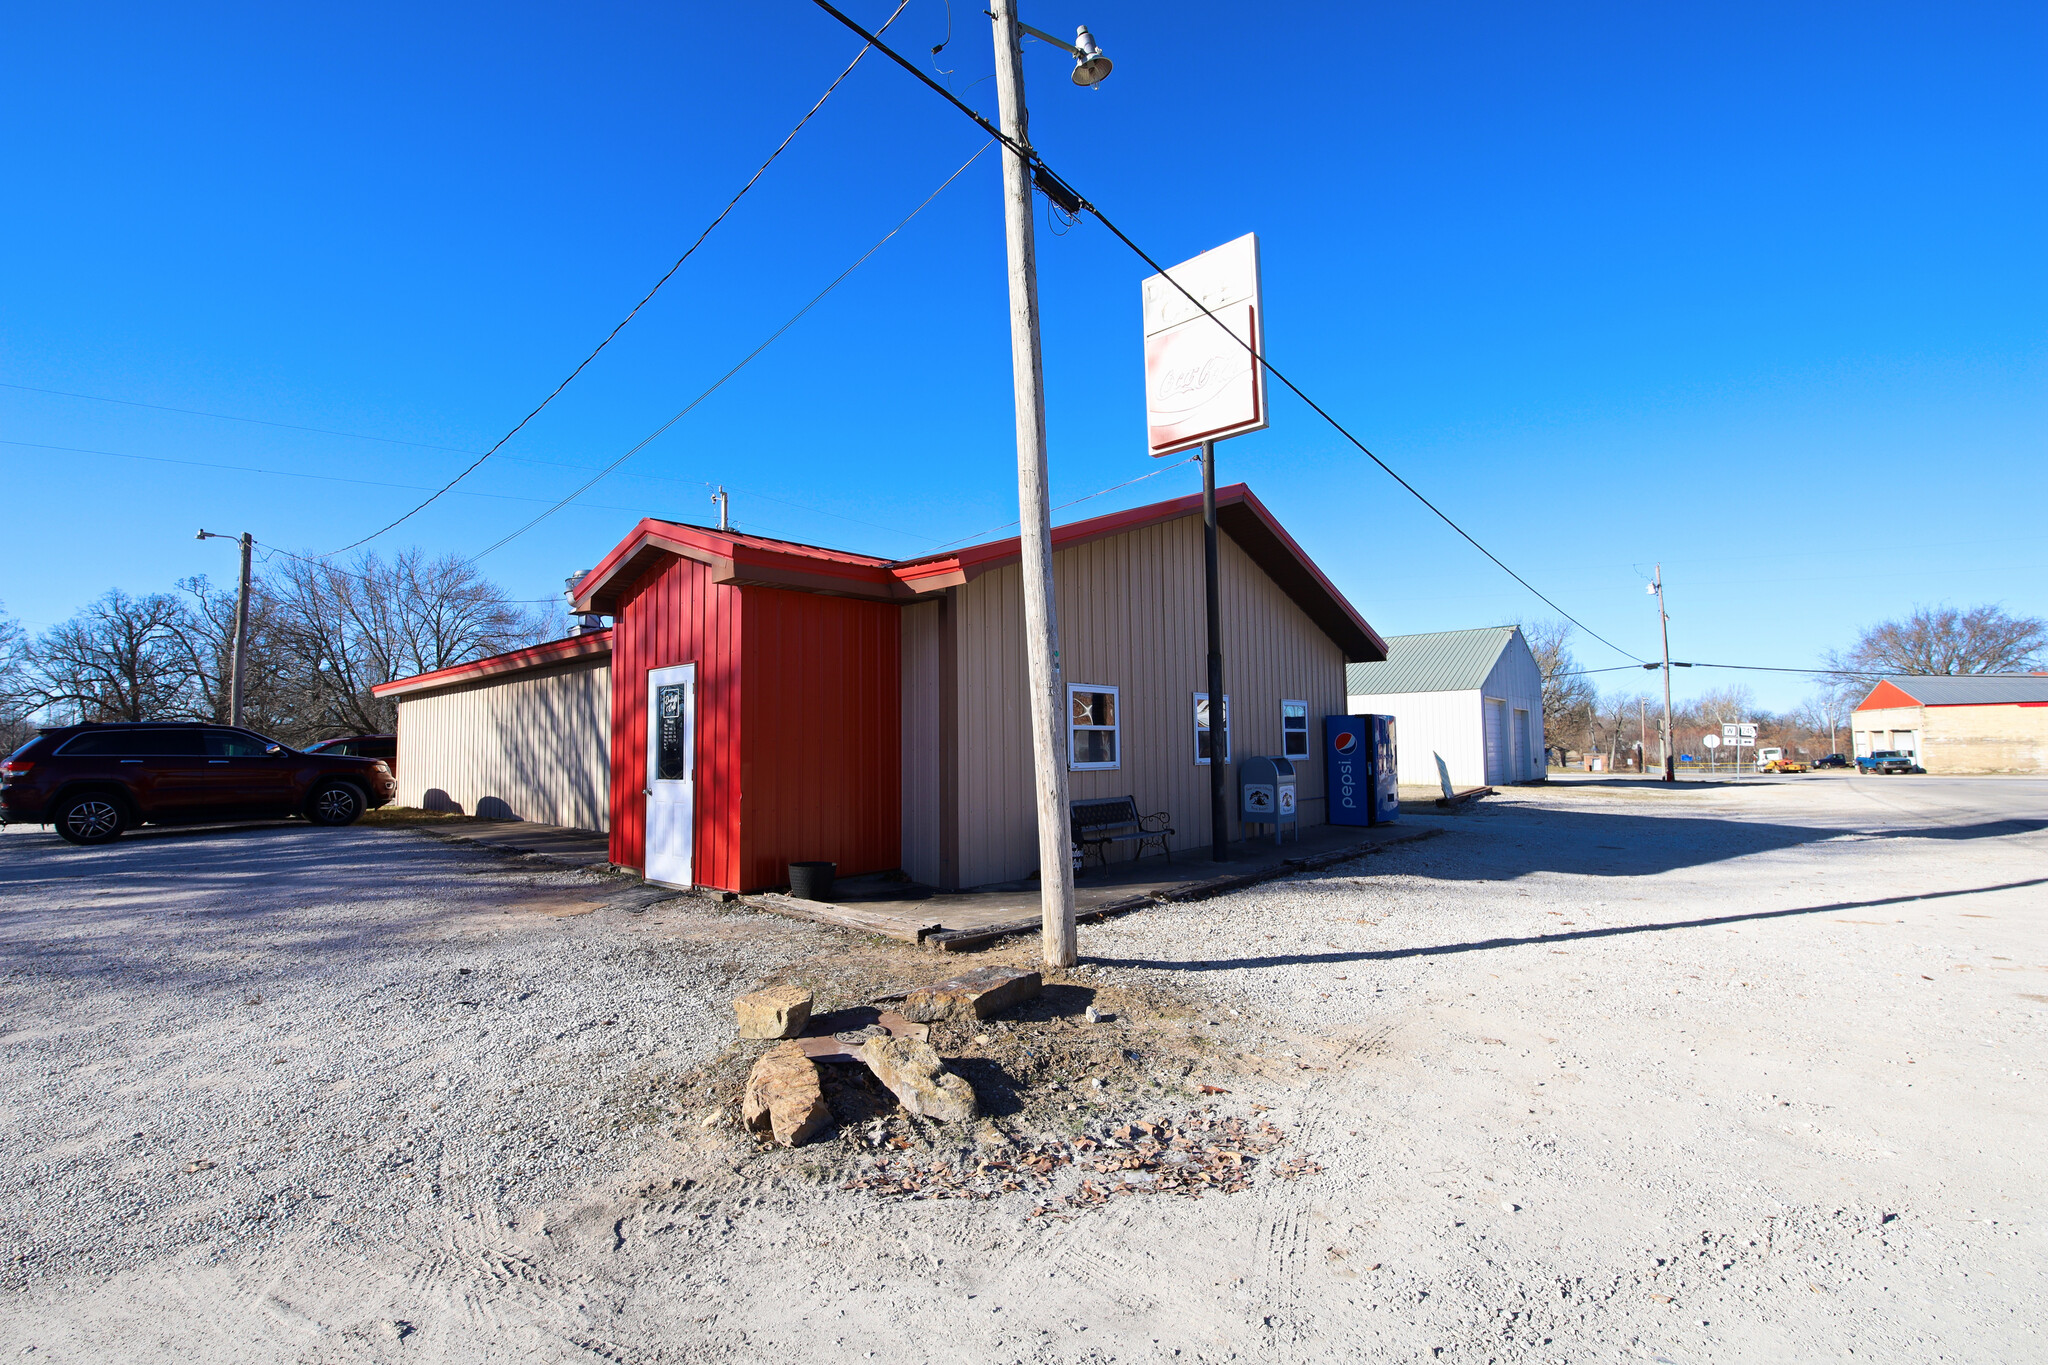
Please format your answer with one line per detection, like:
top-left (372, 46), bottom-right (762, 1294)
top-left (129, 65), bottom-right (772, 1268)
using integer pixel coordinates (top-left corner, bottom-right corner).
top-left (749, 819), bottom-right (1443, 949)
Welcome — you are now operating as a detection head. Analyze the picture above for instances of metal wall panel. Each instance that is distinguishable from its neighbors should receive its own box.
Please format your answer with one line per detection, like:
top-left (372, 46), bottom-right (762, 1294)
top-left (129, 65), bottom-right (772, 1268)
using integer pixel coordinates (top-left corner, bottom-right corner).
top-left (900, 598), bottom-right (945, 885)
top-left (738, 586), bottom-right (901, 891)
top-left (951, 513), bottom-right (1349, 887)
top-left (608, 555), bottom-right (745, 888)
top-left (1345, 687), bottom-right (1484, 788)
top-left (393, 656), bottom-right (612, 830)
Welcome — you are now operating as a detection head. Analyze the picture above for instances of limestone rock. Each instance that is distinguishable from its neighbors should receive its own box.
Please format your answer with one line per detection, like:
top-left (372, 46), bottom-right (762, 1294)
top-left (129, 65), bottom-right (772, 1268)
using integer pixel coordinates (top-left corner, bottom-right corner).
top-left (860, 1036), bottom-right (979, 1123)
top-left (899, 966), bottom-right (1041, 1024)
top-left (742, 1041), bottom-right (832, 1147)
top-left (734, 984), bottom-right (813, 1039)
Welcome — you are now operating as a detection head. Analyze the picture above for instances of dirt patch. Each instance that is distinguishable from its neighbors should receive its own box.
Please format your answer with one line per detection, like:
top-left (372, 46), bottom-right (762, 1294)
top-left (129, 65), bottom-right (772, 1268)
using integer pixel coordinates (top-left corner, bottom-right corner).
top-left (604, 936), bottom-right (1328, 1215)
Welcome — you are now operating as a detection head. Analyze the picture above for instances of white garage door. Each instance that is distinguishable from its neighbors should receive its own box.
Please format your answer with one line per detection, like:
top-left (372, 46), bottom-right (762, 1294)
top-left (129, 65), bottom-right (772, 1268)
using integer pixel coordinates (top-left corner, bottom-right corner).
top-left (1484, 698), bottom-right (1508, 785)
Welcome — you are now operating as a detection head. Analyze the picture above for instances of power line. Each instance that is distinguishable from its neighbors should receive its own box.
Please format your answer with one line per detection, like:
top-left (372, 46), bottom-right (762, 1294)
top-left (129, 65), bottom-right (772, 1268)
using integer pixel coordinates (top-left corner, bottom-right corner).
top-left (1555, 662), bottom-right (1883, 678)
top-left (0, 382), bottom-right (484, 455)
top-left (0, 438), bottom-right (650, 517)
top-left (807, 1), bottom-right (1646, 665)
top-left (471, 142), bottom-right (990, 562)
top-left (324, 0), bottom-right (913, 557)
top-left (922, 452), bottom-right (1201, 554)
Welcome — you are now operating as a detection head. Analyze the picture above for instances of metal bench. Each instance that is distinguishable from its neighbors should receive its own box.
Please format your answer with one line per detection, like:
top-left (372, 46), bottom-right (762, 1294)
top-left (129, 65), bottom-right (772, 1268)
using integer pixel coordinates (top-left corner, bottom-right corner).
top-left (1069, 796), bottom-right (1174, 867)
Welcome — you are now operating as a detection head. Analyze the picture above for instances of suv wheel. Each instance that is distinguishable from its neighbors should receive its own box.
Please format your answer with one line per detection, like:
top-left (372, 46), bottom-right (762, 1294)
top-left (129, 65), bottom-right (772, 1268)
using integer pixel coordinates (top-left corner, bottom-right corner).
top-left (307, 780), bottom-right (366, 827)
top-left (55, 792), bottom-right (128, 846)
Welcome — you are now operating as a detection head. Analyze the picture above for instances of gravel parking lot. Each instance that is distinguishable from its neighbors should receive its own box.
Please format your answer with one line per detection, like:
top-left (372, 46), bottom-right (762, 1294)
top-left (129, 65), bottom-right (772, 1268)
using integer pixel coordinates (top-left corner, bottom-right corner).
top-left (2, 774), bottom-right (2043, 1362)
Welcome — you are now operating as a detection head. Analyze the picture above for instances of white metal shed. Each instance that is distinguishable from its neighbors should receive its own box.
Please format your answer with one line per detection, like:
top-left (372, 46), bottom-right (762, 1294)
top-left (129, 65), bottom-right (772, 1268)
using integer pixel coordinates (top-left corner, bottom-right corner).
top-left (1344, 626), bottom-right (1546, 788)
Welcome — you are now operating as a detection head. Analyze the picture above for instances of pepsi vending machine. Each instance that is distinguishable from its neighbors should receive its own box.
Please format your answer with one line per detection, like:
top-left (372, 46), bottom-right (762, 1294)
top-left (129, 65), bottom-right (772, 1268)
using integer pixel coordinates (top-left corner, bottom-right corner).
top-left (1325, 714), bottom-right (1399, 826)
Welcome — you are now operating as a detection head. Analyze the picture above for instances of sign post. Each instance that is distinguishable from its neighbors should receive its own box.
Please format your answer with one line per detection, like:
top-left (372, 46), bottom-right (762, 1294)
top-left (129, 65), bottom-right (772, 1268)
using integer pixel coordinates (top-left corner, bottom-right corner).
top-left (1143, 234), bottom-right (1268, 862)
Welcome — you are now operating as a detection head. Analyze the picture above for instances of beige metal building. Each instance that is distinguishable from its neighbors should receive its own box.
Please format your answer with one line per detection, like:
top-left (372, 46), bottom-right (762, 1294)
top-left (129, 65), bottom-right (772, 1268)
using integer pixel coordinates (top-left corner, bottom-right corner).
top-left (1851, 675), bottom-right (2048, 774)
top-left (899, 496), bottom-right (1380, 888)
top-left (376, 631), bottom-right (613, 829)
top-left (374, 484), bottom-right (1386, 891)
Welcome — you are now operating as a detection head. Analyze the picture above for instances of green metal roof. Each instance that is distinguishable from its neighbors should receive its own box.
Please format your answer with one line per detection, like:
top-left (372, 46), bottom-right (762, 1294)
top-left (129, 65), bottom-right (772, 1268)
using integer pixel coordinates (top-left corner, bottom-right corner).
top-left (1345, 627), bottom-right (1518, 696)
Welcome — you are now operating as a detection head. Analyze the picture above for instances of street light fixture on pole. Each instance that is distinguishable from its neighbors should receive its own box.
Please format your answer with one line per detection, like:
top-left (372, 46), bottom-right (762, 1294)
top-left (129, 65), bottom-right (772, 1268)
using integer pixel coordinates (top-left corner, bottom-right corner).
top-left (1649, 565), bottom-right (1673, 782)
top-left (988, 5), bottom-right (1110, 969)
top-left (196, 529), bottom-right (253, 728)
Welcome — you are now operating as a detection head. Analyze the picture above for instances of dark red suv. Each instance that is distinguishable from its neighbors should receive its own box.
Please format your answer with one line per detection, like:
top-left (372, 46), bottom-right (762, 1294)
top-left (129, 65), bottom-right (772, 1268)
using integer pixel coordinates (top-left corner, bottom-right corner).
top-left (0, 722), bottom-right (397, 846)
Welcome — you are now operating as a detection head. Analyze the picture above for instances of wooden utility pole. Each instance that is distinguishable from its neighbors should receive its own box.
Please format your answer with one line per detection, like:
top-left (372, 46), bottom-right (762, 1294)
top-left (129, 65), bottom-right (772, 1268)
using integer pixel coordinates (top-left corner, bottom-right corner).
top-left (990, 0), bottom-right (1077, 967)
top-left (1652, 564), bottom-right (1673, 781)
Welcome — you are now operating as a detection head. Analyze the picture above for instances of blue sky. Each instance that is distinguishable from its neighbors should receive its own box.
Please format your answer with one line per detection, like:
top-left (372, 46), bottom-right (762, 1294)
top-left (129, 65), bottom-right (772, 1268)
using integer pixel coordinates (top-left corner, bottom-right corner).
top-left (4, 2), bottom-right (2042, 710)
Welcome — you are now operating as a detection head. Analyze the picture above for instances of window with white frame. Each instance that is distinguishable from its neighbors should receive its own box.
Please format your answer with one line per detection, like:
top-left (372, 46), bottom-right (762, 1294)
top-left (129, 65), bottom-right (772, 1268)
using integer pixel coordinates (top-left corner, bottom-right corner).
top-left (1281, 699), bottom-right (1310, 759)
top-left (1193, 692), bottom-right (1231, 765)
top-left (1068, 684), bottom-right (1120, 770)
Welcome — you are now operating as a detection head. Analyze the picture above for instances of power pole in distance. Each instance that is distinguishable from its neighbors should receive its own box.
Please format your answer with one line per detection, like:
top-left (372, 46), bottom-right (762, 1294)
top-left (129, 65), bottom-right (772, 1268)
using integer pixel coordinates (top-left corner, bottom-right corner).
top-left (197, 529), bottom-right (253, 728)
top-left (990, 1), bottom-right (1077, 967)
top-left (1651, 564), bottom-right (1674, 781)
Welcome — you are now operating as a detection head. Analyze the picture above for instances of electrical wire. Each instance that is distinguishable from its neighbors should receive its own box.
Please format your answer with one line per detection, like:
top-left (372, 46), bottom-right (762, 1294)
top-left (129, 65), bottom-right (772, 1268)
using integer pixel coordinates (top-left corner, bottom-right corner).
top-left (248, 539), bottom-right (560, 601)
top-left (0, 382), bottom-right (483, 455)
top-left (1554, 662), bottom-right (1883, 678)
top-left (921, 453), bottom-right (1202, 554)
top-left (470, 142), bottom-right (991, 562)
top-left (806, 0), bottom-right (1647, 664)
top-left (0, 438), bottom-right (650, 516)
top-left (322, 0), bottom-right (913, 557)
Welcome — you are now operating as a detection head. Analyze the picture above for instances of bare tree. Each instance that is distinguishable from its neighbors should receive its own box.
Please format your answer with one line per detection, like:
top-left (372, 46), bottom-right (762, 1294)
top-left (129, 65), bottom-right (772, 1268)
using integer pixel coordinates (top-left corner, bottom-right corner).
top-left (268, 549), bottom-right (556, 739)
top-left (28, 590), bottom-right (203, 723)
top-left (1836, 604), bottom-right (2048, 676)
top-left (0, 603), bottom-right (33, 753)
top-left (1794, 677), bottom-right (1863, 755)
top-left (174, 574), bottom-right (292, 731)
top-left (1520, 619), bottom-right (1596, 761)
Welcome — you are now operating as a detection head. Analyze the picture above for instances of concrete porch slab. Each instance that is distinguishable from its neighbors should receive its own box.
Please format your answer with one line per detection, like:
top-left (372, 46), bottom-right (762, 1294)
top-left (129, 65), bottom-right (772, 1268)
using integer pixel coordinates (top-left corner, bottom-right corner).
top-left (745, 820), bottom-right (1442, 949)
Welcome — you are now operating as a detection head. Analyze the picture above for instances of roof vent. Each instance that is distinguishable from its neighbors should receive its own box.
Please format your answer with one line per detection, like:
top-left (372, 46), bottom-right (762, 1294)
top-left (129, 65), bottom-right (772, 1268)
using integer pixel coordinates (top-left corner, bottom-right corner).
top-left (563, 571), bottom-right (607, 637)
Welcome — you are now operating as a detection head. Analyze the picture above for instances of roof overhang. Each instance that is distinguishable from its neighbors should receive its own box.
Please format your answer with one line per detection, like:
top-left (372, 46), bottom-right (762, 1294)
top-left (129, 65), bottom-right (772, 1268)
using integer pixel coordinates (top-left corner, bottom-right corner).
top-left (371, 630), bottom-right (613, 700)
top-left (571, 519), bottom-right (900, 614)
top-left (888, 483), bottom-right (1387, 662)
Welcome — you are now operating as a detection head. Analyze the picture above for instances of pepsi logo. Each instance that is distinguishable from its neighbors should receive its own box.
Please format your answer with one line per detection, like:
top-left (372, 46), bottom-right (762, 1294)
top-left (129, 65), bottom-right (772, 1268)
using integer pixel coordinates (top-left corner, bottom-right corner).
top-left (1333, 731), bottom-right (1358, 756)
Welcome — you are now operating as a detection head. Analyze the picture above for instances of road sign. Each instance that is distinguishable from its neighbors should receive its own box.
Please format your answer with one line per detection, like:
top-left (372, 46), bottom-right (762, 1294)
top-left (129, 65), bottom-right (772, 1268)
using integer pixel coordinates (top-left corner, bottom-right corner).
top-left (1737, 723), bottom-right (1758, 740)
top-left (1702, 734), bottom-right (1721, 749)
top-left (1142, 233), bottom-right (1268, 456)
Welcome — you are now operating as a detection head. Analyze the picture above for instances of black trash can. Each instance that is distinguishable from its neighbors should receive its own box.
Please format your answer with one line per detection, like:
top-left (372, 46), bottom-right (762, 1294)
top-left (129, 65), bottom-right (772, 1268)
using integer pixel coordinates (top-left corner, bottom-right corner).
top-left (787, 861), bottom-right (836, 901)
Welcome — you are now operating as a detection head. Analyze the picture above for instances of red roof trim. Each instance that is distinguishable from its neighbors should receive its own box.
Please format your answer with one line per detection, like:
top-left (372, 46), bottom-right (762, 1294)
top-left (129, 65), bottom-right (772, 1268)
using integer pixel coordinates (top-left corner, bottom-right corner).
top-left (371, 630), bottom-right (613, 699)
top-left (564, 484), bottom-right (1386, 662)
top-left (573, 519), bottom-right (897, 613)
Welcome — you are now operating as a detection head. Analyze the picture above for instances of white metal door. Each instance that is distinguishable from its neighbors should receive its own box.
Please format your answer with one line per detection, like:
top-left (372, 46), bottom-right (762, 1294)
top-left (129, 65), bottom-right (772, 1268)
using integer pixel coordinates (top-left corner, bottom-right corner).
top-left (1483, 698), bottom-right (1507, 785)
top-left (645, 664), bottom-right (696, 888)
top-left (1513, 708), bottom-right (1531, 780)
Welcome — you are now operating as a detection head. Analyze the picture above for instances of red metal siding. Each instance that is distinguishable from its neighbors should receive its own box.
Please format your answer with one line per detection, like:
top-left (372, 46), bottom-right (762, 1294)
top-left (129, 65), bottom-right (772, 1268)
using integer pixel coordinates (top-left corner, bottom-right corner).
top-left (608, 555), bottom-right (745, 889)
top-left (738, 587), bottom-right (901, 891)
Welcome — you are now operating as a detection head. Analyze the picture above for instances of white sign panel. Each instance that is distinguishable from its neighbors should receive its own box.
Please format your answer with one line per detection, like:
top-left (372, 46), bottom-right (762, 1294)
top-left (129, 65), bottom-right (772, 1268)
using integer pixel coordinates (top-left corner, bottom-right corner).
top-left (1702, 734), bottom-right (1722, 749)
top-left (1142, 233), bottom-right (1267, 456)
top-left (1737, 723), bottom-right (1758, 740)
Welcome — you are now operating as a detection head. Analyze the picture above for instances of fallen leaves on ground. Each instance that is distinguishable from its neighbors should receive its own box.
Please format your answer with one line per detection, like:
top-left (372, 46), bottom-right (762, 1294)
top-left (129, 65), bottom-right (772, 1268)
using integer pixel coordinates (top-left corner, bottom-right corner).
top-left (839, 1108), bottom-right (1314, 1210)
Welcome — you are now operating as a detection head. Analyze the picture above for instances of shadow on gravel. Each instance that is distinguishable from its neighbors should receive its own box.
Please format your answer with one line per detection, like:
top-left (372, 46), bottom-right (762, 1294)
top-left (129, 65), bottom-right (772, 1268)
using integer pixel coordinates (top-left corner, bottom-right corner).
top-left (1087, 878), bottom-right (2048, 974)
top-left (0, 823), bottom-right (541, 985)
top-left (1378, 804), bottom-right (2048, 880)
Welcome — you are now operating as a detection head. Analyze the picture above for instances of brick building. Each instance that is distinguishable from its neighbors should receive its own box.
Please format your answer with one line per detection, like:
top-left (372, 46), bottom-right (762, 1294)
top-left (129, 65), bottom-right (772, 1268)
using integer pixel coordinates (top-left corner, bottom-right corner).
top-left (1851, 675), bottom-right (2048, 774)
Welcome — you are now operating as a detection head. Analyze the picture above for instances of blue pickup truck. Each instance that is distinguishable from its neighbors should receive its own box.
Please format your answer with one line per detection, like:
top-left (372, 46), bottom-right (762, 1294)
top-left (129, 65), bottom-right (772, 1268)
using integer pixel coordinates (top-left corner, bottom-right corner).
top-left (1856, 749), bottom-right (1925, 775)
